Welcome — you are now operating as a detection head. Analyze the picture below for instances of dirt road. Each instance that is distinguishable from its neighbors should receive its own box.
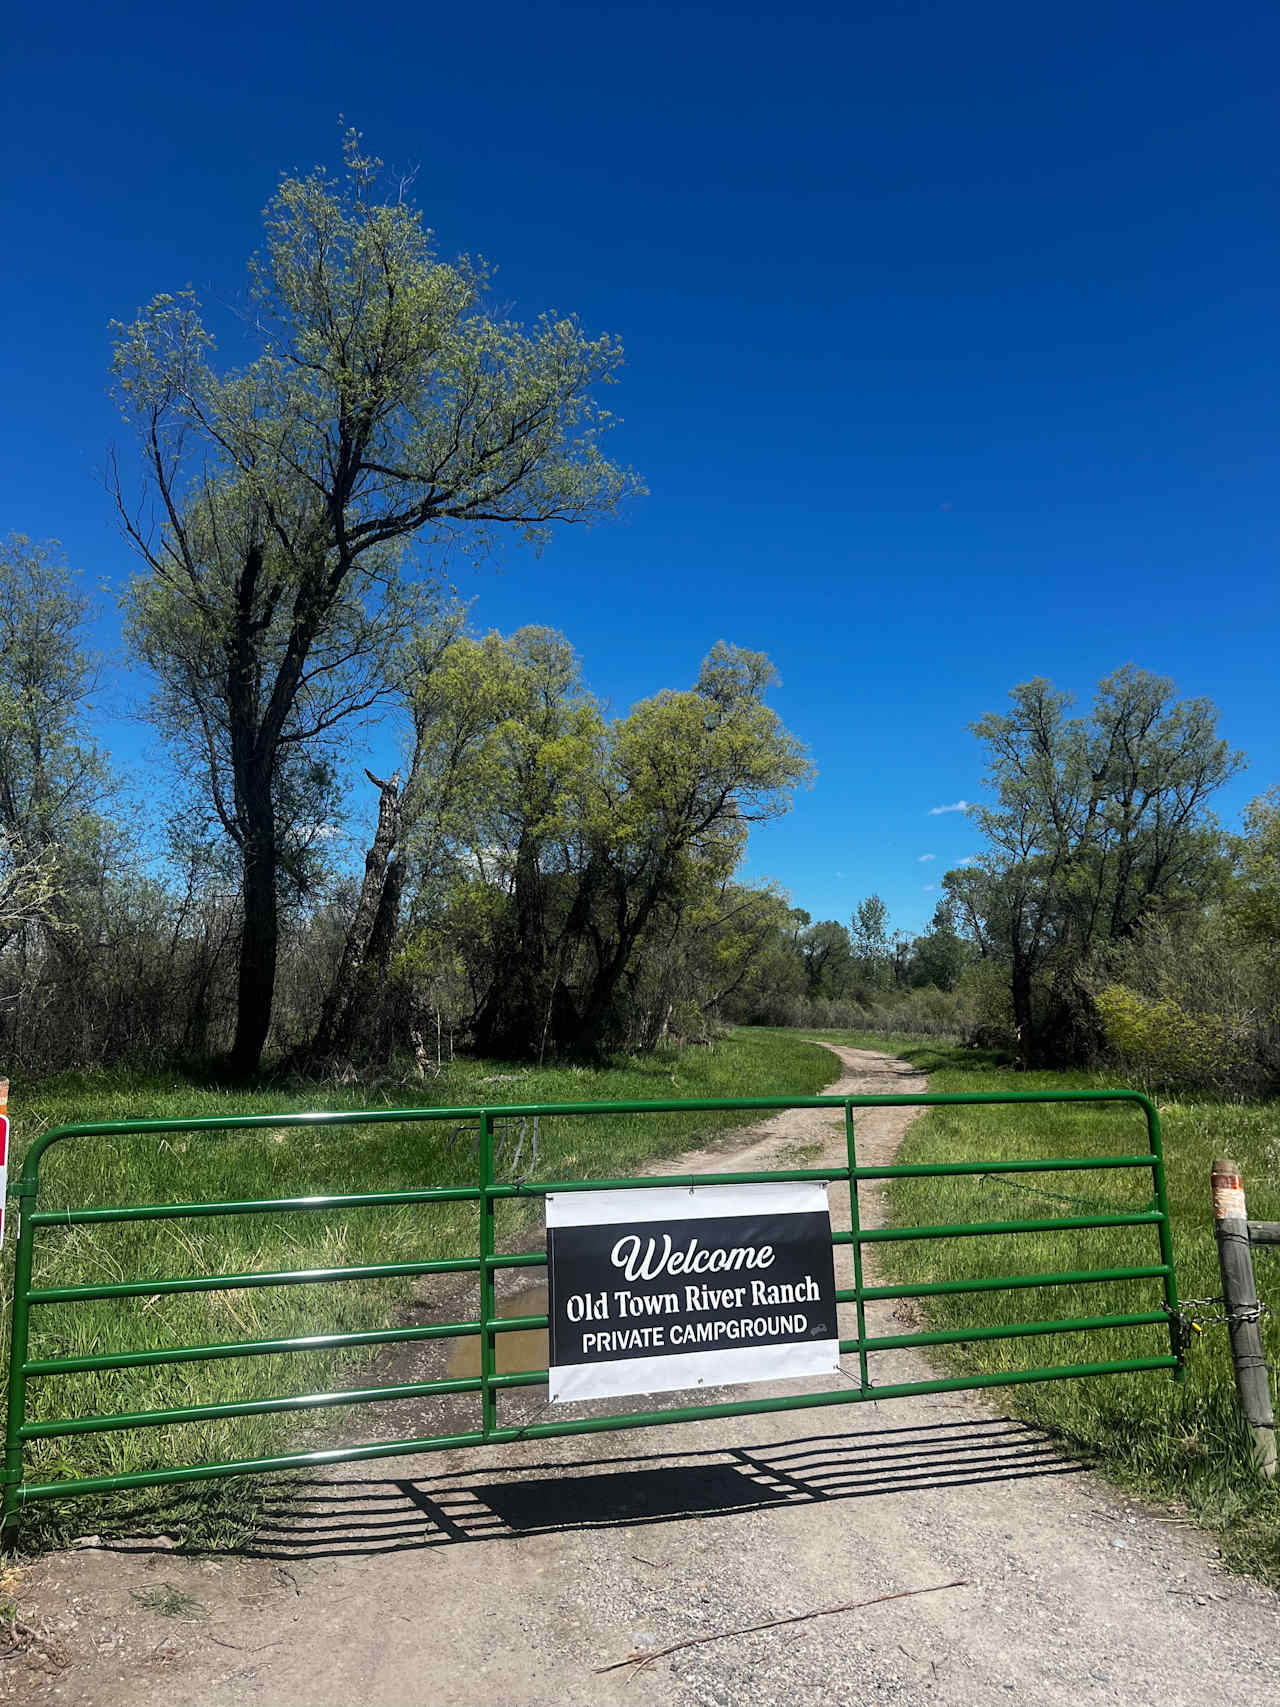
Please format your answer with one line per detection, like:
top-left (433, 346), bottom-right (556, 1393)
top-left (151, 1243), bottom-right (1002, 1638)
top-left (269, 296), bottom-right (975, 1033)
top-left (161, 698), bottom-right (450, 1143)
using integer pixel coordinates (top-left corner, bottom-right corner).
top-left (8, 1046), bottom-right (1279, 1706)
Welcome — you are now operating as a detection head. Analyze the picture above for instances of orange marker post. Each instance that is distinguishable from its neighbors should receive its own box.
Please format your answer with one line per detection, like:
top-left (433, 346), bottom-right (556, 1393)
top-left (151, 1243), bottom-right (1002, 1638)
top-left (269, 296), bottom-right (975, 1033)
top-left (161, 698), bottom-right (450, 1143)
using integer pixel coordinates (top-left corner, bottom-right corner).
top-left (1212, 1157), bottom-right (1276, 1478)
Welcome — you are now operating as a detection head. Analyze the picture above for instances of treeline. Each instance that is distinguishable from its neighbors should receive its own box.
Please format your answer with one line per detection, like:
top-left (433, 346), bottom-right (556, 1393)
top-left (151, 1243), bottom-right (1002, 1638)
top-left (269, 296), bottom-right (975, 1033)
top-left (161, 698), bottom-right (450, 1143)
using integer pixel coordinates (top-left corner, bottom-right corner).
top-left (732, 894), bottom-right (976, 1038)
top-left (0, 535), bottom-right (811, 1074)
top-left (737, 667), bottom-right (1280, 1097)
top-left (4, 525), bottom-right (1276, 1095)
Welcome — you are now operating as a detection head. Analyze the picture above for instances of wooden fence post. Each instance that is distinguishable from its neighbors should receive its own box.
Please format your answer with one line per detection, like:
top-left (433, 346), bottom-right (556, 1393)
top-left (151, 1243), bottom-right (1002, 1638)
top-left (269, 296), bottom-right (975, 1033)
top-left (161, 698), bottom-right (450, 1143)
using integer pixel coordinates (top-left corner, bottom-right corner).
top-left (1211, 1158), bottom-right (1276, 1479)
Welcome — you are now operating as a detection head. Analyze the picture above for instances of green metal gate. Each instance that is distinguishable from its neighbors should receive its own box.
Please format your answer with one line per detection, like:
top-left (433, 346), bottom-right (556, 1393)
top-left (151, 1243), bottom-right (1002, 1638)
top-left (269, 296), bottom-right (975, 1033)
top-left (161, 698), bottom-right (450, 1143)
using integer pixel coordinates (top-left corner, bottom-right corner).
top-left (2, 1089), bottom-right (1182, 1540)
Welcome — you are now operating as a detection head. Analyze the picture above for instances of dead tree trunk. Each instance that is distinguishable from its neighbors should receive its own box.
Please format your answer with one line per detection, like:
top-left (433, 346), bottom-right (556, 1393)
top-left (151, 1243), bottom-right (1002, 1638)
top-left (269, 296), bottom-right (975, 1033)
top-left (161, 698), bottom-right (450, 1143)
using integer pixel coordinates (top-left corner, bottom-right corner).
top-left (309, 770), bottom-right (404, 1061)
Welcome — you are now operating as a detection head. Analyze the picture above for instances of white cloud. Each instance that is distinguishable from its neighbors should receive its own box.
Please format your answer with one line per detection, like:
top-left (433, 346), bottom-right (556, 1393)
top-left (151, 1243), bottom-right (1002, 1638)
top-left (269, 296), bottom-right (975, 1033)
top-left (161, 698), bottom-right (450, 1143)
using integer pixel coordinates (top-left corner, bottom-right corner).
top-left (928, 799), bottom-right (972, 816)
top-left (922, 884), bottom-right (936, 892)
top-left (956, 854), bottom-right (982, 867)
top-left (917, 853), bottom-right (936, 863)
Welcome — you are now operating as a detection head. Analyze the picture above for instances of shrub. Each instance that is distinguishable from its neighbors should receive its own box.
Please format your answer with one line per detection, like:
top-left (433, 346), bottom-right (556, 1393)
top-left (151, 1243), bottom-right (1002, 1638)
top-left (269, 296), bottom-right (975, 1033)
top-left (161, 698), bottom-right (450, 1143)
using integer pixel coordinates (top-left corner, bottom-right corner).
top-left (1094, 982), bottom-right (1261, 1094)
top-left (1093, 909), bottom-right (1280, 1096)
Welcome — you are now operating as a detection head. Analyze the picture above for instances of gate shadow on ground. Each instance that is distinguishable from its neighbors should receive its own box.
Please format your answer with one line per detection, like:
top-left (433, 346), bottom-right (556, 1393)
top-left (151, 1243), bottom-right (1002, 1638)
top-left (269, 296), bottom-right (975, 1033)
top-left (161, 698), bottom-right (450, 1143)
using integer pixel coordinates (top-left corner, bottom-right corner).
top-left (156, 1415), bottom-right (1088, 1562)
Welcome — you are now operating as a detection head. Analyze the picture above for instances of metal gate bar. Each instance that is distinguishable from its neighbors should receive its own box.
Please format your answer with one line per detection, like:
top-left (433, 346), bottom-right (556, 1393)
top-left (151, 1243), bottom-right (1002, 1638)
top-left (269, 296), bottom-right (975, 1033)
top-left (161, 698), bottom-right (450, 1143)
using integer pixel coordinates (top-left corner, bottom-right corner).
top-left (2, 1089), bottom-right (1181, 1538)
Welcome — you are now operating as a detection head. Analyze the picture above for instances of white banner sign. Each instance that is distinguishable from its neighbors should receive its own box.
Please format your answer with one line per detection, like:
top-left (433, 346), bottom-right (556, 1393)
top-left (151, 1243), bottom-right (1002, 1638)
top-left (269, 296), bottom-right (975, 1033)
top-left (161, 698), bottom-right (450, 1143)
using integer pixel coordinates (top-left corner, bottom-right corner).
top-left (546, 1181), bottom-right (840, 1403)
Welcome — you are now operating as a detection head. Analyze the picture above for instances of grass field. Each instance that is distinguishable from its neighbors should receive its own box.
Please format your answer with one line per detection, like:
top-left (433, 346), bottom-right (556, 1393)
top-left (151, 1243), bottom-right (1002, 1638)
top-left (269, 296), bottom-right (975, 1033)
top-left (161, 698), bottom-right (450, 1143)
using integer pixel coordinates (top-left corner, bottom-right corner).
top-left (804, 1030), bottom-right (1280, 1584)
top-left (2, 1029), bottom-right (839, 1547)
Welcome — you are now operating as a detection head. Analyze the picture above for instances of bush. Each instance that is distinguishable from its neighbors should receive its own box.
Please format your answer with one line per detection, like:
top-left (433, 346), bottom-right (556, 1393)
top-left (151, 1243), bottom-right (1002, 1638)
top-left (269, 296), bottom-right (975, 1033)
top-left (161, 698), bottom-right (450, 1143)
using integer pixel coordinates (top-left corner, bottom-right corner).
top-left (1092, 909), bottom-right (1279, 1096)
top-left (1094, 982), bottom-right (1263, 1095)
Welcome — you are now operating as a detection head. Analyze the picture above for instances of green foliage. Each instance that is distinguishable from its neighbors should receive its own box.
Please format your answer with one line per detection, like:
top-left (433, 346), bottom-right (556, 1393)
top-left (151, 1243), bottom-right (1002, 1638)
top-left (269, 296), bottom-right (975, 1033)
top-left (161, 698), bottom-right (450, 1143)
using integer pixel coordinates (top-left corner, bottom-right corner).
top-left (798, 920), bottom-right (853, 999)
top-left (623, 882), bottom-right (801, 1046)
top-left (0, 534), bottom-right (111, 873)
top-left (730, 890), bottom-right (975, 1032)
top-left (953, 955), bottom-right (1019, 1047)
top-left (113, 134), bottom-right (638, 570)
top-left (1092, 905), bottom-right (1279, 1094)
top-left (1093, 983), bottom-right (1255, 1092)
top-left (0, 537), bottom-right (146, 1068)
top-left (748, 985), bottom-right (976, 1039)
top-left (850, 892), bottom-right (894, 990)
top-left (397, 628), bottom-right (812, 1059)
top-left (1232, 785), bottom-right (1280, 946)
top-left (411, 624), bottom-right (604, 880)
top-left (911, 896), bottom-right (969, 992)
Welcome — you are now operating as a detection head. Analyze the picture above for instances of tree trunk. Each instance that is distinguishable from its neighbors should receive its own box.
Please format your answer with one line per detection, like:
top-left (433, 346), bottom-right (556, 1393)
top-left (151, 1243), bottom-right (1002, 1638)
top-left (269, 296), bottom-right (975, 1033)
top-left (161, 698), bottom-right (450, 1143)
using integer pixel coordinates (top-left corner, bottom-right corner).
top-left (472, 833), bottom-right (552, 1059)
top-left (569, 900), bottom-right (659, 1057)
top-left (364, 854), bottom-right (406, 974)
top-left (567, 867), bottom-right (672, 1059)
top-left (230, 805), bottom-right (278, 1079)
top-left (571, 946), bottom-right (632, 1058)
top-left (362, 853), bottom-right (408, 1061)
top-left (1010, 956), bottom-right (1035, 1065)
top-left (310, 771), bottom-right (403, 1061)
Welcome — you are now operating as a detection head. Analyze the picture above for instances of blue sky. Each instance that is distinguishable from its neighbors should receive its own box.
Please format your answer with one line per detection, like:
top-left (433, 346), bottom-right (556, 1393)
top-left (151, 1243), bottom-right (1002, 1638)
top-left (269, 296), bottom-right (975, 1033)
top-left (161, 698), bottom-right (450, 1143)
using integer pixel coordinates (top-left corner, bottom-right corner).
top-left (4, 1), bottom-right (1276, 934)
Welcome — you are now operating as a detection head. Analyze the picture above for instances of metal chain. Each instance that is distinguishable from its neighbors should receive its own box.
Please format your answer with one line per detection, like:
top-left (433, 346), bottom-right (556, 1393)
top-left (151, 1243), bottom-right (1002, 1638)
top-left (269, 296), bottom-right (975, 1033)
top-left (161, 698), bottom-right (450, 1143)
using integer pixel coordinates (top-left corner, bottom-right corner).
top-left (1163, 1296), bottom-right (1272, 1354)
top-left (1183, 1295), bottom-right (1269, 1325)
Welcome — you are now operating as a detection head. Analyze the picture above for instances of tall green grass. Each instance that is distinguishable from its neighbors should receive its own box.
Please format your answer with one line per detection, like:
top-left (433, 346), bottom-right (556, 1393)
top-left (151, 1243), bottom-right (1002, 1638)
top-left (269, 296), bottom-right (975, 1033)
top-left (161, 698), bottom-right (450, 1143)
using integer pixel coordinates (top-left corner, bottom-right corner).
top-left (3, 1030), bottom-right (838, 1546)
top-left (811, 1030), bottom-right (1280, 1584)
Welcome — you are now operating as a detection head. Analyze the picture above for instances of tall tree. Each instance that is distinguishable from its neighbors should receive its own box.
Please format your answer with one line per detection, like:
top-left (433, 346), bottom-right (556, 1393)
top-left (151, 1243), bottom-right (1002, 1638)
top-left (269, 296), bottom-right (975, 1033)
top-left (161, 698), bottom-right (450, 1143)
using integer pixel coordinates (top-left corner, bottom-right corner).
top-left (1231, 785), bottom-right (1280, 947)
top-left (0, 535), bottom-right (113, 939)
top-left (798, 919), bottom-right (853, 998)
top-left (0, 536), bottom-right (109, 860)
top-left (114, 133), bottom-right (640, 1075)
top-left (412, 625), bottom-right (603, 1062)
top-left (947, 666), bottom-right (1241, 1061)
top-left (0, 535), bottom-right (128, 1064)
top-left (563, 643), bottom-right (811, 1057)
top-left (911, 896), bottom-right (968, 991)
top-left (850, 893), bottom-right (893, 990)
top-left (397, 633), bottom-right (810, 1060)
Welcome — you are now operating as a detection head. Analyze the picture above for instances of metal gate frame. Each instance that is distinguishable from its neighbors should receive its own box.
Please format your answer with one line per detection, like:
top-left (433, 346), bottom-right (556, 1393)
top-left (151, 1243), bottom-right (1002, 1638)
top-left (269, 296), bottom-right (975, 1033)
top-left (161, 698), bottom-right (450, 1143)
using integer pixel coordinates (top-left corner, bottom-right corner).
top-left (2, 1089), bottom-right (1182, 1539)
